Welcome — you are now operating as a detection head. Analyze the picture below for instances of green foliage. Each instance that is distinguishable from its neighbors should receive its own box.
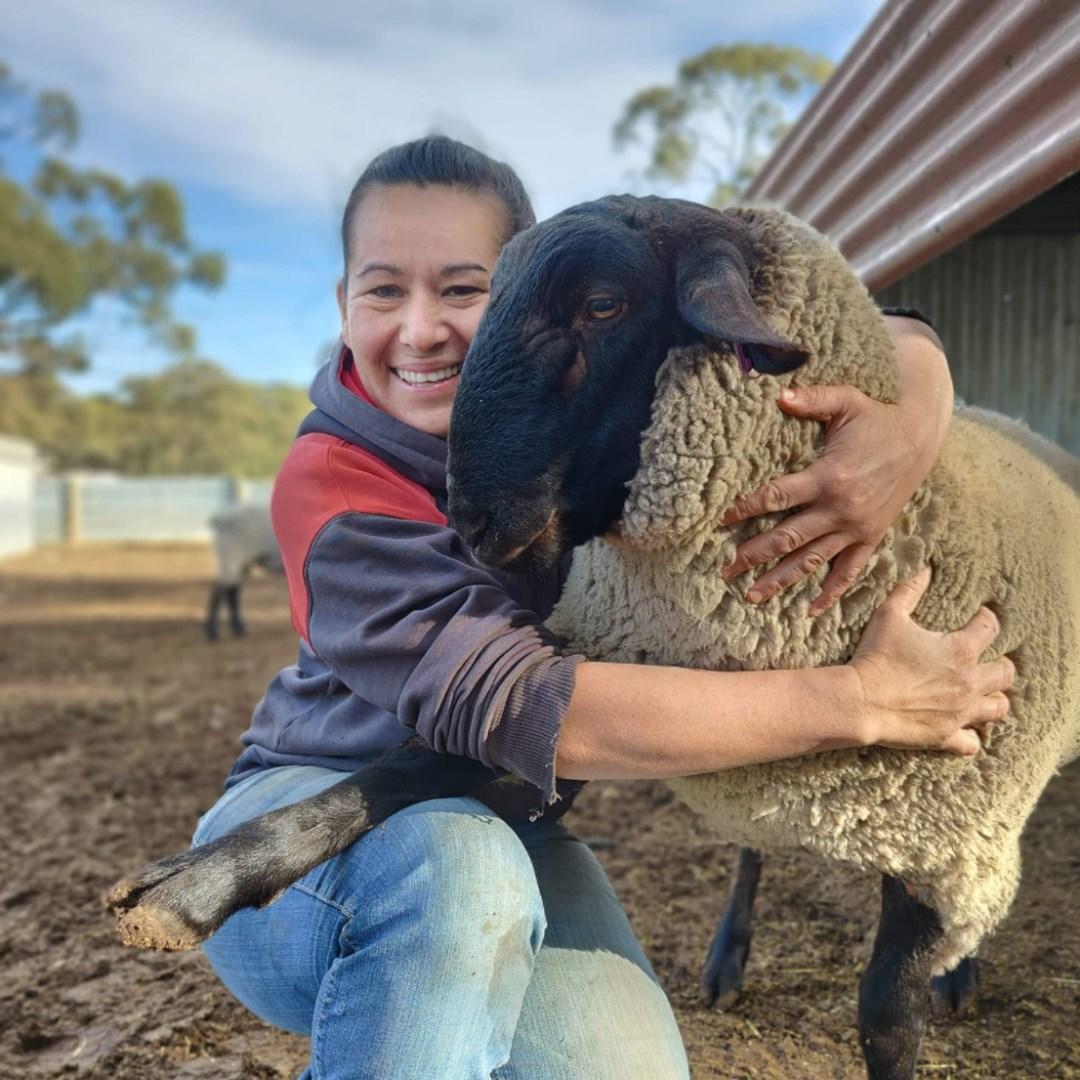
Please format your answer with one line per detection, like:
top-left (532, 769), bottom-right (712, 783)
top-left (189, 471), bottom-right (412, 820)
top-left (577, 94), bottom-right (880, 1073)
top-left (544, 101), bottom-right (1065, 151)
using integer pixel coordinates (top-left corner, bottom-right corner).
top-left (614, 43), bottom-right (832, 206)
top-left (0, 361), bottom-right (310, 476)
top-left (0, 61), bottom-right (225, 375)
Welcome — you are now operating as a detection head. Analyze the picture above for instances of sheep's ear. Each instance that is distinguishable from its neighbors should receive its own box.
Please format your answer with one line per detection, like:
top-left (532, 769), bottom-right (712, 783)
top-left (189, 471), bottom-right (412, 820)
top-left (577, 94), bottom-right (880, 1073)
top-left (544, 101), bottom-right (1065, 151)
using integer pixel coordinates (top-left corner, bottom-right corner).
top-left (676, 241), bottom-right (807, 374)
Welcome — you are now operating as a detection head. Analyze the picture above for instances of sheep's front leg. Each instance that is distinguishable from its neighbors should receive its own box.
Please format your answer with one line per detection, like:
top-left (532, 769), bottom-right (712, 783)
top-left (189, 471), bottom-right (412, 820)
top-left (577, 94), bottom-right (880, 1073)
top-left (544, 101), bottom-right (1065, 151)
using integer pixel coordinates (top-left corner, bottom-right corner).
top-left (858, 875), bottom-right (942, 1080)
top-left (204, 584), bottom-right (224, 640)
top-left (701, 847), bottom-right (763, 1009)
top-left (106, 738), bottom-right (495, 951)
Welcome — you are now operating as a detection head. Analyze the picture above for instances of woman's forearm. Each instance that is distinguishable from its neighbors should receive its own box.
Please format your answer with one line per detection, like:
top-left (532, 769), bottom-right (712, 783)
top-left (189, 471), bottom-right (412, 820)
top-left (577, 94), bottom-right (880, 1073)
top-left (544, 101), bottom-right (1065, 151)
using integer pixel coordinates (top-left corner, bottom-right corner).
top-left (885, 314), bottom-right (953, 463)
top-left (555, 660), bottom-right (868, 780)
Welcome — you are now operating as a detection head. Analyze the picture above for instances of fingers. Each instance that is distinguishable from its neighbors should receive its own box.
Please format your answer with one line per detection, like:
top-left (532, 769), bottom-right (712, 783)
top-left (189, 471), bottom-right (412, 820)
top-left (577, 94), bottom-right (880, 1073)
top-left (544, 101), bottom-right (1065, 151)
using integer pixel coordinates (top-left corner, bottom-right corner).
top-left (776, 383), bottom-right (865, 423)
top-left (971, 689), bottom-right (1011, 724)
top-left (809, 544), bottom-right (873, 614)
top-left (881, 565), bottom-right (932, 617)
top-left (940, 728), bottom-right (982, 758)
top-left (952, 605), bottom-right (1003, 657)
top-left (742, 533), bottom-right (850, 604)
top-left (975, 655), bottom-right (1016, 696)
top-left (723, 508), bottom-right (836, 578)
top-left (721, 470), bottom-right (820, 526)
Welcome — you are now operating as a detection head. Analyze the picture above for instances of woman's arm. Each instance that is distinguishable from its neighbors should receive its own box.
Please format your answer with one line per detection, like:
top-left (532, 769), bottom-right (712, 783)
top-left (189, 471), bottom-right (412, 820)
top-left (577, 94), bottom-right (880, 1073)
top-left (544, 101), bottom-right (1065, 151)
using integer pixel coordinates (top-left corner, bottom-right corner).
top-left (720, 315), bottom-right (953, 614)
top-left (555, 569), bottom-right (1013, 780)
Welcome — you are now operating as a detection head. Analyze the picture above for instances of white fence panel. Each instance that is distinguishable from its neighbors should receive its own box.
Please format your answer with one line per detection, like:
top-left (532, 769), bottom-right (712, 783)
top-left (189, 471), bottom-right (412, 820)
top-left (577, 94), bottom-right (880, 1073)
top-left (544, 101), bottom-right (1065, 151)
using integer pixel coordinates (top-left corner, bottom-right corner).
top-left (32, 474), bottom-right (274, 544)
top-left (0, 436), bottom-right (37, 560)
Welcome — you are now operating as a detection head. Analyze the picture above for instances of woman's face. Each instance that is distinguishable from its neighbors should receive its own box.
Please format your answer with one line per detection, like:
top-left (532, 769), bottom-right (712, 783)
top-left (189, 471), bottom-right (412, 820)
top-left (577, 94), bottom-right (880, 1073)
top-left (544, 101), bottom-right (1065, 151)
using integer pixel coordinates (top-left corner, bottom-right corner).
top-left (337, 183), bottom-right (507, 437)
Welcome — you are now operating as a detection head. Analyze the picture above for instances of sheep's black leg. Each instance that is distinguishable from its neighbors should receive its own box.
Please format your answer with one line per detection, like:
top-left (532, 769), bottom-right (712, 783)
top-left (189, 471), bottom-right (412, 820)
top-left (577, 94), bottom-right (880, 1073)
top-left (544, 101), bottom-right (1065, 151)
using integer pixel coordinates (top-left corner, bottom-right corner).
top-left (106, 737), bottom-right (496, 951)
top-left (931, 955), bottom-right (978, 1019)
top-left (701, 847), bottom-right (763, 1009)
top-left (204, 584), bottom-right (224, 640)
top-left (226, 584), bottom-right (246, 637)
top-left (858, 875), bottom-right (943, 1080)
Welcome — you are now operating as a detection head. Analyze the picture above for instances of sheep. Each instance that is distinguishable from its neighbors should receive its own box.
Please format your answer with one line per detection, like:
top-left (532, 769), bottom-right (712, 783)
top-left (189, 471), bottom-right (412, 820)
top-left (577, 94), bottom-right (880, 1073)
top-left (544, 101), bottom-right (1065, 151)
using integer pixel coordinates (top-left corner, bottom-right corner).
top-left (107, 195), bottom-right (1079, 1080)
top-left (203, 502), bottom-right (282, 640)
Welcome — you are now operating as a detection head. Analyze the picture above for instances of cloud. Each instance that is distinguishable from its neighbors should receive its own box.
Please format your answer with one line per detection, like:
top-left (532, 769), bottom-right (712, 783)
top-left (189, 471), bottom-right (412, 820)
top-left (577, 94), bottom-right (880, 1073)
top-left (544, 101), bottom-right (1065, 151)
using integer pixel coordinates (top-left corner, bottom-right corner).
top-left (3, 0), bottom-right (874, 218)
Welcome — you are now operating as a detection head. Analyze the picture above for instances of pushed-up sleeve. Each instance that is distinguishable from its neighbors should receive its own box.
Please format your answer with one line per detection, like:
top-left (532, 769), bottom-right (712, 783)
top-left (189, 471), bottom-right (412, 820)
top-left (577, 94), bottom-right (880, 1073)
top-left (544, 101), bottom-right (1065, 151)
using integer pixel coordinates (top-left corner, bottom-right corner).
top-left (304, 512), bottom-right (582, 802)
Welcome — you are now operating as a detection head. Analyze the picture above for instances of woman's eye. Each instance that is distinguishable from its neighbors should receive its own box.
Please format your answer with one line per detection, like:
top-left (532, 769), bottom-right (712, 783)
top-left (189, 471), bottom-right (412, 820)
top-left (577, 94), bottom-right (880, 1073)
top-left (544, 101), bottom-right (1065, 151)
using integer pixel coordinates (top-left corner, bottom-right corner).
top-left (585, 297), bottom-right (625, 321)
top-left (367, 285), bottom-right (401, 299)
top-left (444, 285), bottom-right (485, 299)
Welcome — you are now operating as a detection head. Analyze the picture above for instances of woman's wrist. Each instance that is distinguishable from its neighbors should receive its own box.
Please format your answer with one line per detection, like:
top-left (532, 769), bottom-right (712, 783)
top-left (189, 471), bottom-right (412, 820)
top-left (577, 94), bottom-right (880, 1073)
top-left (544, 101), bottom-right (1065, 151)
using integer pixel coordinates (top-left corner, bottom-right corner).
top-left (886, 315), bottom-right (954, 468)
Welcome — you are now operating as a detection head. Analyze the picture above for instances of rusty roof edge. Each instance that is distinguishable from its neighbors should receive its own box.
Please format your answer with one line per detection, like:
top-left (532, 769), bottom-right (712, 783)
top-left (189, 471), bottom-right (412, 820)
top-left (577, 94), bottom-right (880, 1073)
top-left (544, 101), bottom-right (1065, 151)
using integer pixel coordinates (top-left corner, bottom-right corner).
top-left (745, 0), bottom-right (1080, 287)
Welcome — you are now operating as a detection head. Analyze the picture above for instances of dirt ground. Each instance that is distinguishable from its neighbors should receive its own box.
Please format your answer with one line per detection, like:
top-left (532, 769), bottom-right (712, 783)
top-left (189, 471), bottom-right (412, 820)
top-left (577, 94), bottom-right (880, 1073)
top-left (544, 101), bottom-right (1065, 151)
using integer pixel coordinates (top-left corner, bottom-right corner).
top-left (1, 544), bottom-right (1077, 1080)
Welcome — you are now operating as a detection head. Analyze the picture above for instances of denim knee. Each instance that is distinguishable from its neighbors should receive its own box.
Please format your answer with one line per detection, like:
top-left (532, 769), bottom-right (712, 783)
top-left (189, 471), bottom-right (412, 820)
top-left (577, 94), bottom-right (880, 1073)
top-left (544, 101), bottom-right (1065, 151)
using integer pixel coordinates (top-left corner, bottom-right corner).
top-left (337, 796), bottom-right (547, 961)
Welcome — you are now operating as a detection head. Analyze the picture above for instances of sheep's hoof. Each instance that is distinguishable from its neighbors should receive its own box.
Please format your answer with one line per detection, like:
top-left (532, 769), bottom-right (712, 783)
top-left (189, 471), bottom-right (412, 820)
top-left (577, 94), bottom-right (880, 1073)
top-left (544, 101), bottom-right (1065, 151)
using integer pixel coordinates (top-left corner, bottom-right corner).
top-left (931, 956), bottom-right (978, 1020)
top-left (105, 847), bottom-right (244, 951)
top-left (701, 938), bottom-right (750, 1010)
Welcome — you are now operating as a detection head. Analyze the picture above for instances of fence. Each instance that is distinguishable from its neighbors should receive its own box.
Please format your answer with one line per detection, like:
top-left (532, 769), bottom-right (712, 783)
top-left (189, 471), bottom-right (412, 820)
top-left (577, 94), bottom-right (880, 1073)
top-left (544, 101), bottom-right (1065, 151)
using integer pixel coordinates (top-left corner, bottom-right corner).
top-left (0, 436), bottom-right (38, 560)
top-left (33, 474), bottom-right (274, 545)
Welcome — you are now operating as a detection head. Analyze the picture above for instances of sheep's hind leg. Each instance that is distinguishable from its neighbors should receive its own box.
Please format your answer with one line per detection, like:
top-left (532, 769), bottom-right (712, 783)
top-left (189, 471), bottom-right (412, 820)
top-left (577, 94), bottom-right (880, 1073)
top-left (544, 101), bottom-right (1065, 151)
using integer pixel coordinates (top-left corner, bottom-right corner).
top-left (226, 583), bottom-right (246, 637)
top-left (931, 955), bottom-right (978, 1019)
top-left (701, 847), bottom-right (763, 1009)
top-left (106, 739), bottom-right (495, 951)
top-left (858, 875), bottom-right (942, 1080)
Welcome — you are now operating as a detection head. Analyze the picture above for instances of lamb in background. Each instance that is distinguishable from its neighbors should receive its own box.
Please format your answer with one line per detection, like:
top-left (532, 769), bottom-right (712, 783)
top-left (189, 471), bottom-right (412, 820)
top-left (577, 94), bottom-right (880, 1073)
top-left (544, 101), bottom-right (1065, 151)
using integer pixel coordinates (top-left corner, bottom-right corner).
top-left (109, 196), bottom-right (1077, 1080)
top-left (203, 503), bottom-right (282, 640)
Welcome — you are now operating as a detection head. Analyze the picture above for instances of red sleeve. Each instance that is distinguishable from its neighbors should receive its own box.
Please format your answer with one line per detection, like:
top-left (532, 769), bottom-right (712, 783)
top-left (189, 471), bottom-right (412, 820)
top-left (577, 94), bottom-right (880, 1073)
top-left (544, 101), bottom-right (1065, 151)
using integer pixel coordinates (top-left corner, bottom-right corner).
top-left (271, 433), bottom-right (447, 643)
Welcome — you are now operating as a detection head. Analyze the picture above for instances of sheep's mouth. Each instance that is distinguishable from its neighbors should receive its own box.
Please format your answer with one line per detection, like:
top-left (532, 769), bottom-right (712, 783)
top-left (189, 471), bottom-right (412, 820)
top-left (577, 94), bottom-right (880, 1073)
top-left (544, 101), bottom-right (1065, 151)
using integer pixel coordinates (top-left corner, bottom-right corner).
top-left (483, 508), bottom-right (562, 575)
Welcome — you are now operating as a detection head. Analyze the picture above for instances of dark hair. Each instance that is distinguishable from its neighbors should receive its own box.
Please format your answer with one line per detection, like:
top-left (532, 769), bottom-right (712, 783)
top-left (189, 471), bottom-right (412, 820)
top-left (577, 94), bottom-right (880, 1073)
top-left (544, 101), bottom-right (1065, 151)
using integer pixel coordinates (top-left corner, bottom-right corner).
top-left (340, 135), bottom-right (536, 277)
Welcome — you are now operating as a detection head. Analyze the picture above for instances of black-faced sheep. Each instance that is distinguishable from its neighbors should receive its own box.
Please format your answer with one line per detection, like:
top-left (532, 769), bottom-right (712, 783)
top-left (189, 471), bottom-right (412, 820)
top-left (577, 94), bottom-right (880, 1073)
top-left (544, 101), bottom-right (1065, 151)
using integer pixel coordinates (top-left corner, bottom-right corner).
top-left (108, 196), bottom-right (1077, 1080)
top-left (204, 503), bottom-right (282, 640)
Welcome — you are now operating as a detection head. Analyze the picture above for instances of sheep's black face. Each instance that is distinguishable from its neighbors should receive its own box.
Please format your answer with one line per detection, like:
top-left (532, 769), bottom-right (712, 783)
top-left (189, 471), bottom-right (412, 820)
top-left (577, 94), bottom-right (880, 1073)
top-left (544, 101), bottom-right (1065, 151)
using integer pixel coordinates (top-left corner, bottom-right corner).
top-left (448, 203), bottom-right (672, 573)
top-left (447, 195), bottom-right (807, 574)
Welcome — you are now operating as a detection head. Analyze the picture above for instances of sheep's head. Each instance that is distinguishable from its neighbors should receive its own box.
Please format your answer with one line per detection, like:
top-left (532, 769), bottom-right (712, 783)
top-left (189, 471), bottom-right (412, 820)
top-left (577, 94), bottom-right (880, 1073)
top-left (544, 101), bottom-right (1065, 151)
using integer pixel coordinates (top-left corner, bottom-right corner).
top-left (447, 195), bottom-right (816, 574)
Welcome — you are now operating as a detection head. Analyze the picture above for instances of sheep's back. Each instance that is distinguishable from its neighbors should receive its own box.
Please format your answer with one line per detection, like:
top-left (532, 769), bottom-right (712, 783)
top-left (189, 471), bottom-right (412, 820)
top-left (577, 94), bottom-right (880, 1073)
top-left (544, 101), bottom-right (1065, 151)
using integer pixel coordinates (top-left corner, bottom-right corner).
top-left (549, 406), bottom-right (1080, 888)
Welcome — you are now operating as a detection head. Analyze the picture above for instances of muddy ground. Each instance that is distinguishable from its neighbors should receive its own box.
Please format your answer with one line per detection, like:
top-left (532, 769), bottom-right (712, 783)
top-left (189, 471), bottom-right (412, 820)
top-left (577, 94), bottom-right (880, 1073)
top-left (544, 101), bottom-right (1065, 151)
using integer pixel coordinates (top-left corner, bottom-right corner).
top-left (1, 543), bottom-right (1077, 1079)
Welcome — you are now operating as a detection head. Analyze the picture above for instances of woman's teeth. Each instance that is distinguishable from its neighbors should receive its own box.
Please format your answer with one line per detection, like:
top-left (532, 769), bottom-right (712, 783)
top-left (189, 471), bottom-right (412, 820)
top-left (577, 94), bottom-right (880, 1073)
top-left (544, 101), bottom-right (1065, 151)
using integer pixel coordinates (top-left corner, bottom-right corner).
top-left (393, 364), bottom-right (462, 385)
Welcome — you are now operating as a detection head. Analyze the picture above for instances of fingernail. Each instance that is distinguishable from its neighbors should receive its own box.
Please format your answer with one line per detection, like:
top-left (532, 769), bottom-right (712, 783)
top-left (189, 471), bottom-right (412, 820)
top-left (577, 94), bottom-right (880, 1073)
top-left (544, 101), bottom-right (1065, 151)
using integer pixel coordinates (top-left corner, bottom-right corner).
top-left (746, 588), bottom-right (763, 603)
top-left (722, 564), bottom-right (736, 580)
top-left (780, 388), bottom-right (796, 402)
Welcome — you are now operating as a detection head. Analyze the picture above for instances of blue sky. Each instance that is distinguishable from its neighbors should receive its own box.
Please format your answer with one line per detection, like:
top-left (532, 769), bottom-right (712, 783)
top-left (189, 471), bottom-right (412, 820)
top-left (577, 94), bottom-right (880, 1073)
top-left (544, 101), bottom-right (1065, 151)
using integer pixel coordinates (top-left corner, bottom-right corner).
top-left (2, 0), bottom-right (879, 394)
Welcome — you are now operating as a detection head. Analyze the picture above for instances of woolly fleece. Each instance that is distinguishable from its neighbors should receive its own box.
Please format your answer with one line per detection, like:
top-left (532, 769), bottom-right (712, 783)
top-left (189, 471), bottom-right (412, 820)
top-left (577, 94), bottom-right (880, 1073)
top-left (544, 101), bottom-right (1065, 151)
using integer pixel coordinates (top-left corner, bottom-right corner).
top-left (548, 208), bottom-right (1080, 973)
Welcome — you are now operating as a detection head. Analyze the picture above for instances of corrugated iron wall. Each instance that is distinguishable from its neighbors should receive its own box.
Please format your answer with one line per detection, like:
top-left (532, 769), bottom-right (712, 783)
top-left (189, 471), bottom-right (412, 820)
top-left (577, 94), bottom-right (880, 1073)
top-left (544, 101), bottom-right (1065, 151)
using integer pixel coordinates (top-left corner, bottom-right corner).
top-left (877, 227), bottom-right (1080, 454)
top-left (0, 436), bottom-right (37, 561)
top-left (746, 0), bottom-right (1080, 292)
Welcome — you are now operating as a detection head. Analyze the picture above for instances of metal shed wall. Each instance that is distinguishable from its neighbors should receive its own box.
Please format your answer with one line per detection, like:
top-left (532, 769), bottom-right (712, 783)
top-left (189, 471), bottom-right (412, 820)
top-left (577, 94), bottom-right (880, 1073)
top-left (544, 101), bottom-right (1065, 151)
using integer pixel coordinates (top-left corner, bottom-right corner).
top-left (877, 224), bottom-right (1080, 454)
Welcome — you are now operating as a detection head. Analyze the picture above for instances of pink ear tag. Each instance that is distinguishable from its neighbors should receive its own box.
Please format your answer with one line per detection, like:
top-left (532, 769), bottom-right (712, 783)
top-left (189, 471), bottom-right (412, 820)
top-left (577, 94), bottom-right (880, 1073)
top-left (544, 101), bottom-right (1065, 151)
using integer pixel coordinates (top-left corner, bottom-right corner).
top-left (734, 343), bottom-right (759, 378)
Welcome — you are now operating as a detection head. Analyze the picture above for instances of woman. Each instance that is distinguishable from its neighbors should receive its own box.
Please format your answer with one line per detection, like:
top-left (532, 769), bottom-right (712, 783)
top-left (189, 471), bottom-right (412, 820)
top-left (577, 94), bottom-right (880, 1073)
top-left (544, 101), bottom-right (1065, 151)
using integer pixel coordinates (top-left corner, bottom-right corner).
top-left (194, 136), bottom-right (1013, 1080)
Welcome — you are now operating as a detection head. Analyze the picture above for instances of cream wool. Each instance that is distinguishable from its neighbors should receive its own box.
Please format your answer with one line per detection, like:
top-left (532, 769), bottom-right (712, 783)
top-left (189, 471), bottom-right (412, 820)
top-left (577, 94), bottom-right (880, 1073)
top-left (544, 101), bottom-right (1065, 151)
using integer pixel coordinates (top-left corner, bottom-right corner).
top-left (548, 208), bottom-right (1080, 974)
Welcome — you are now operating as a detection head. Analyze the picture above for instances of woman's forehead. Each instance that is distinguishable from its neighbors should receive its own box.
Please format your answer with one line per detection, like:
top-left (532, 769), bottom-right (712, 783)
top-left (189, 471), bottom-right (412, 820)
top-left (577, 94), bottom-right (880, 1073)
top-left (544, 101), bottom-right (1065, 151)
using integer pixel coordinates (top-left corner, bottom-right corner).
top-left (348, 184), bottom-right (506, 262)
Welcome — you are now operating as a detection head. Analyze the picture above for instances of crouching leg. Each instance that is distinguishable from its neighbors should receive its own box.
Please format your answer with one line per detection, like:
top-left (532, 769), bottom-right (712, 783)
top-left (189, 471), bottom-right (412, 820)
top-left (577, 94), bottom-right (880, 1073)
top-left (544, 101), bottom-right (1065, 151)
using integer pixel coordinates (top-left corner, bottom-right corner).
top-left (106, 737), bottom-right (496, 950)
top-left (858, 874), bottom-right (943, 1080)
top-left (701, 847), bottom-right (763, 1009)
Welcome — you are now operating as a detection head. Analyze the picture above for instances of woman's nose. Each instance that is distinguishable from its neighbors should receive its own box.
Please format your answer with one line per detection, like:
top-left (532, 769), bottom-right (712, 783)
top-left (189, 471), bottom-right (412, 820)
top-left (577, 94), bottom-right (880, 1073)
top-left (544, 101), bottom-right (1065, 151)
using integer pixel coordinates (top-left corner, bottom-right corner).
top-left (400, 298), bottom-right (451, 352)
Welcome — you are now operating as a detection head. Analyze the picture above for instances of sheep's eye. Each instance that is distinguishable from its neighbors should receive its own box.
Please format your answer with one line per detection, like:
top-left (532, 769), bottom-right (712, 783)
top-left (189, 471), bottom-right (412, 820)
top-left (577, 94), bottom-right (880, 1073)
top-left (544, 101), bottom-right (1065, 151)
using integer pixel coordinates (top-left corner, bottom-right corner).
top-left (584, 297), bottom-right (624, 322)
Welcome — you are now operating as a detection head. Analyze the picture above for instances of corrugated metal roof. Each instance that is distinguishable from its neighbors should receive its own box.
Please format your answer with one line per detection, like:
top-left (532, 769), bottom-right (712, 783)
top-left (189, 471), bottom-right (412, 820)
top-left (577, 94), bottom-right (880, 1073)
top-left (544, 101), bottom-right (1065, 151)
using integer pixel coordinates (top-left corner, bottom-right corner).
top-left (745, 0), bottom-right (1080, 289)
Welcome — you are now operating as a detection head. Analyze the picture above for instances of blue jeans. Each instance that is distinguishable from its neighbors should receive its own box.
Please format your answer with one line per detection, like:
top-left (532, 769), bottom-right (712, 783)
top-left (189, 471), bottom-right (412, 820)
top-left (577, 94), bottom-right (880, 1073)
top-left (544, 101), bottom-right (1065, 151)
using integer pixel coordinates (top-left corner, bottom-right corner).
top-left (194, 766), bottom-right (690, 1080)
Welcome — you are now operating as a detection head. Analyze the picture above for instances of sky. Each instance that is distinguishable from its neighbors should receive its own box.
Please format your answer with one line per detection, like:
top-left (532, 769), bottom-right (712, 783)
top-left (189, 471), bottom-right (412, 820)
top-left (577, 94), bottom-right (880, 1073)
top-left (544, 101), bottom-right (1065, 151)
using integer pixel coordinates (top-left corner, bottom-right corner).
top-left (2, 0), bottom-right (880, 394)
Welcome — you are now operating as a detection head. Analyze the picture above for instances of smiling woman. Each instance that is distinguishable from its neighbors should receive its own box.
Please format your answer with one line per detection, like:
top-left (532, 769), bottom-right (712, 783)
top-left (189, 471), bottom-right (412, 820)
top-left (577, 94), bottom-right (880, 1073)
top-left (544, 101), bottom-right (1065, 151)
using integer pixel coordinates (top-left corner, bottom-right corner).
top-left (156, 135), bottom-right (1013, 1080)
top-left (336, 184), bottom-right (505, 435)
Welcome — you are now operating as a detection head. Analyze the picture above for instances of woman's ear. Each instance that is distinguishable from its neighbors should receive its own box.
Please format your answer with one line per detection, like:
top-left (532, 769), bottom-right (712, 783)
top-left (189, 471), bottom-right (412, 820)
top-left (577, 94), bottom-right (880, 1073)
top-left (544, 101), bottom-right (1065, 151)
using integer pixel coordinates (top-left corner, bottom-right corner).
top-left (336, 278), bottom-right (350, 346)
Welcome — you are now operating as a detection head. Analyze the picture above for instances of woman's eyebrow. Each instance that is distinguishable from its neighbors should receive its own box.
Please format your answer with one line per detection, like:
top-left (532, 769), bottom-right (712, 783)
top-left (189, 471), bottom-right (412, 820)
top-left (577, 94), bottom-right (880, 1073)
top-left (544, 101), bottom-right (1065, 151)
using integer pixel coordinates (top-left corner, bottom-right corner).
top-left (356, 261), bottom-right (402, 277)
top-left (441, 262), bottom-right (489, 276)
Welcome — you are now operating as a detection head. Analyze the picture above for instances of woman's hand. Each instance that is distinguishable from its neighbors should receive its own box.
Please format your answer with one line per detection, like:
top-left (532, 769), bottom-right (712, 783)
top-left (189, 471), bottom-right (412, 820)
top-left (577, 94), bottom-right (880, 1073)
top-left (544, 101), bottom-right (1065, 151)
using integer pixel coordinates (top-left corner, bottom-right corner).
top-left (721, 317), bottom-right (953, 614)
top-left (849, 568), bottom-right (1014, 757)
